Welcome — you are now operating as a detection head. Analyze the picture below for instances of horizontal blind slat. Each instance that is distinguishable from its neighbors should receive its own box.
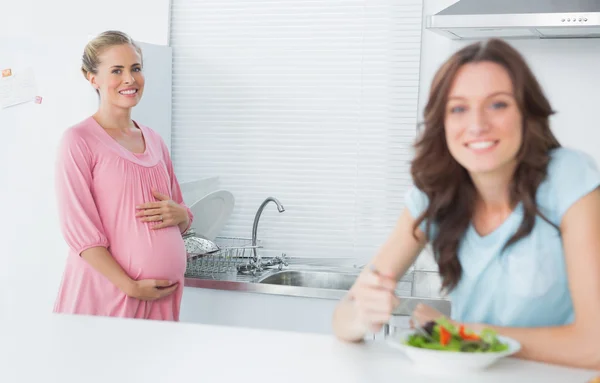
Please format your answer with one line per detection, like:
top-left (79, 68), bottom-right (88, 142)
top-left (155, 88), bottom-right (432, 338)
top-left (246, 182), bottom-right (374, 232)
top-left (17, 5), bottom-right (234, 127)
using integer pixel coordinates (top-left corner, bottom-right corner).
top-left (170, 0), bottom-right (423, 261)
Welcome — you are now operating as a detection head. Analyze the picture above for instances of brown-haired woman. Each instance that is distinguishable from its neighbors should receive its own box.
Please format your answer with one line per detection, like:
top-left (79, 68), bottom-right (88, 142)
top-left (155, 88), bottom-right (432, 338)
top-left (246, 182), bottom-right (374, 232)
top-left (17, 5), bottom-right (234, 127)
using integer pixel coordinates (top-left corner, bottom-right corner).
top-left (332, 38), bottom-right (600, 370)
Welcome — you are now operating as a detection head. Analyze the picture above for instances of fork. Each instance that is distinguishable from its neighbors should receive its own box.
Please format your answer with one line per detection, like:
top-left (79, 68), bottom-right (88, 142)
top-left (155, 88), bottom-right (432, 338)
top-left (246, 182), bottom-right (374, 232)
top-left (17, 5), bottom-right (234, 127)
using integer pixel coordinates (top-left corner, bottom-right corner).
top-left (410, 312), bottom-right (435, 341)
top-left (369, 263), bottom-right (434, 341)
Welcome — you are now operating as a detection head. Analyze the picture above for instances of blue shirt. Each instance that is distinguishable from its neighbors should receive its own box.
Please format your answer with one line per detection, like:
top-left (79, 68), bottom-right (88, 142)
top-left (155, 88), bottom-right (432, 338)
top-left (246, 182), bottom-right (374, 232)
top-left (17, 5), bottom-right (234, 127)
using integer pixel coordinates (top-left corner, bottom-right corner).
top-left (405, 147), bottom-right (600, 327)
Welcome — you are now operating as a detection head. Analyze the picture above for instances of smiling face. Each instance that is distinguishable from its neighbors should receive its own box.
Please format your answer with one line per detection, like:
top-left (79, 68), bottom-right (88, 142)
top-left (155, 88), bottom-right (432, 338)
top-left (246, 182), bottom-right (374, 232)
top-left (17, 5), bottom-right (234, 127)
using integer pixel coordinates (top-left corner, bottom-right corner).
top-left (444, 61), bottom-right (523, 177)
top-left (88, 43), bottom-right (144, 110)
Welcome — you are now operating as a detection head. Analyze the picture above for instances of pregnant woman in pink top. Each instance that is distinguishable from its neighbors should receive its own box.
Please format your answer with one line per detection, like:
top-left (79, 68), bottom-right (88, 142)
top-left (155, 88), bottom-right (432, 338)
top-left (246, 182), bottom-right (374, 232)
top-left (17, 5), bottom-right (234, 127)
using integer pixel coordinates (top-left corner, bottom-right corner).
top-left (53, 31), bottom-right (193, 321)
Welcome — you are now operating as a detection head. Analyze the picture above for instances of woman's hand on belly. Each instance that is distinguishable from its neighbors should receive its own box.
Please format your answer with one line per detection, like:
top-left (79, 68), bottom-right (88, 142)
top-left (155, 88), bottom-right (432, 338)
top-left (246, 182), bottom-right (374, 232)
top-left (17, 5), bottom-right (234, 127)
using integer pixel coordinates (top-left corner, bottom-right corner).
top-left (125, 279), bottom-right (179, 301)
top-left (135, 189), bottom-right (189, 231)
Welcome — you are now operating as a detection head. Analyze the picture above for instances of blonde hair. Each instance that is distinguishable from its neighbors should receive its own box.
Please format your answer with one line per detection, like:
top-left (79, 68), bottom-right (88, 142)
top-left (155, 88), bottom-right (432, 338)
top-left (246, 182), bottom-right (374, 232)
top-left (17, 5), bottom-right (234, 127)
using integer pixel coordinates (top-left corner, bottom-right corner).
top-left (81, 30), bottom-right (143, 88)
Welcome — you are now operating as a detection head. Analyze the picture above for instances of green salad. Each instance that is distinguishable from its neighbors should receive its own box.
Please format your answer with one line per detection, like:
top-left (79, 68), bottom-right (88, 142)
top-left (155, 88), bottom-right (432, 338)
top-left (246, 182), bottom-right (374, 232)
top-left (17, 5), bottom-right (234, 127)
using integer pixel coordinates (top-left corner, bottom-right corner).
top-left (405, 317), bottom-right (509, 353)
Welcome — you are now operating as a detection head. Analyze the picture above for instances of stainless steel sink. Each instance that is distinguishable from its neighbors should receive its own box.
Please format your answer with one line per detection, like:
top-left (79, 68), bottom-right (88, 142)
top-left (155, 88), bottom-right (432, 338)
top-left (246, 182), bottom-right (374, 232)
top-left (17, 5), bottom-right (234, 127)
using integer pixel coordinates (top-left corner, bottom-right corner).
top-left (257, 270), bottom-right (358, 290)
top-left (186, 268), bottom-right (451, 317)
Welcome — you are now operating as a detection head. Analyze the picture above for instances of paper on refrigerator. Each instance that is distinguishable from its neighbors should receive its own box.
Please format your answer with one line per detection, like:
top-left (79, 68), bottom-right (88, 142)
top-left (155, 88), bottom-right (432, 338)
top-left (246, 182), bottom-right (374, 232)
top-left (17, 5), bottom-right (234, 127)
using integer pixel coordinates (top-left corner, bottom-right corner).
top-left (0, 67), bottom-right (38, 109)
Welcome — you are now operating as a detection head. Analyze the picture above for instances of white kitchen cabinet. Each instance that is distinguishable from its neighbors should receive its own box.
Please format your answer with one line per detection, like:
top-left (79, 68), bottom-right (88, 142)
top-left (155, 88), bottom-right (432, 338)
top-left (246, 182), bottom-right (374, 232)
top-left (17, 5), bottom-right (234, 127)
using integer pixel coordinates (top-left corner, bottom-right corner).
top-left (181, 287), bottom-right (414, 338)
top-left (180, 287), bottom-right (339, 334)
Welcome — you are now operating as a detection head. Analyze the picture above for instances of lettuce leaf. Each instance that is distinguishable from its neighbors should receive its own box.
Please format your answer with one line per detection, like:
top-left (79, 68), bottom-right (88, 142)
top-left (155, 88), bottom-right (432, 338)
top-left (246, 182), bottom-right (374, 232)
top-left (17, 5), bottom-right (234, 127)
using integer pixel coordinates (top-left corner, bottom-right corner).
top-left (404, 320), bottom-right (510, 353)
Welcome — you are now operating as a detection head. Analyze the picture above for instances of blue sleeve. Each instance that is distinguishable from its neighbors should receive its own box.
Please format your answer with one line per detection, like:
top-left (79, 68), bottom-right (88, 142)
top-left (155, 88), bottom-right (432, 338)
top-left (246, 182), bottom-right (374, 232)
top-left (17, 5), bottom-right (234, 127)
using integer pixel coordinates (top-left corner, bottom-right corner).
top-left (544, 148), bottom-right (600, 224)
top-left (404, 185), bottom-right (430, 233)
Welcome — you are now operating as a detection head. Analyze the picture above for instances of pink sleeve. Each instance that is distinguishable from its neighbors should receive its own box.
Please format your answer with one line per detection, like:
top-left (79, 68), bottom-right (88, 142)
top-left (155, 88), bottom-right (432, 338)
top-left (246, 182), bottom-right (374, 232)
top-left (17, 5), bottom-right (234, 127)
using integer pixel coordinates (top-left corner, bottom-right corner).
top-left (160, 140), bottom-right (194, 233)
top-left (55, 129), bottom-right (109, 255)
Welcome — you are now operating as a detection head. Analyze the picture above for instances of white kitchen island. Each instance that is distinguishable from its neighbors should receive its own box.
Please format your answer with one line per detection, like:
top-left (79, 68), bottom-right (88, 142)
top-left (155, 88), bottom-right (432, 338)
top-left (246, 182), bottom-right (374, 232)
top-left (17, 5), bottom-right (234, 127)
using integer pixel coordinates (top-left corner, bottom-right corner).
top-left (0, 313), bottom-right (596, 383)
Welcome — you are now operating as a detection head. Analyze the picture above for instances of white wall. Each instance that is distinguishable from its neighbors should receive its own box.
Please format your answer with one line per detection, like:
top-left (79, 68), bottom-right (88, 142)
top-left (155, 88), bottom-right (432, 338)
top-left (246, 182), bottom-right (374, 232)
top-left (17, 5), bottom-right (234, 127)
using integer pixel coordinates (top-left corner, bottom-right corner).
top-left (418, 0), bottom-right (600, 165)
top-left (3, 0), bottom-right (599, 317)
top-left (1, 0), bottom-right (171, 45)
top-left (0, 0), bottom-right (171, 320)
top-left (412, 0), bottom-right (600, 299)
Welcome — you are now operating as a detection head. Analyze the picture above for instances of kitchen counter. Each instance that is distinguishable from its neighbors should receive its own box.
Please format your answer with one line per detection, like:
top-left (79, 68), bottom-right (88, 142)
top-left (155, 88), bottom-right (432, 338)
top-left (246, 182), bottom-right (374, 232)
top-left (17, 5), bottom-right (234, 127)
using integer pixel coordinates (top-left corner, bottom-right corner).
top-left (183, 261), bottom-right (452, 317)
top-left (1, 312), bottom-right (597, 383)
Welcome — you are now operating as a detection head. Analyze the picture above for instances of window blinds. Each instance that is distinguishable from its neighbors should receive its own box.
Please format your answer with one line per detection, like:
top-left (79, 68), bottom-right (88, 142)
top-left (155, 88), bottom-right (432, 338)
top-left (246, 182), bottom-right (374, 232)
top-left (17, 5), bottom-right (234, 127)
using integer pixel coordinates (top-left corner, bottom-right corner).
top-left (169, 0), bottom-right (424, 263)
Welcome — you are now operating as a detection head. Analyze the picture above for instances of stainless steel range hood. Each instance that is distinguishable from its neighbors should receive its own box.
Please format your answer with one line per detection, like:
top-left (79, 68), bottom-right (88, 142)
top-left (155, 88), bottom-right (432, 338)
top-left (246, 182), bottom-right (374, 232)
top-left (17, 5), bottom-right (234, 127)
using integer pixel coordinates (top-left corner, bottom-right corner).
top-left (427, 0), bottom-right (600, 40)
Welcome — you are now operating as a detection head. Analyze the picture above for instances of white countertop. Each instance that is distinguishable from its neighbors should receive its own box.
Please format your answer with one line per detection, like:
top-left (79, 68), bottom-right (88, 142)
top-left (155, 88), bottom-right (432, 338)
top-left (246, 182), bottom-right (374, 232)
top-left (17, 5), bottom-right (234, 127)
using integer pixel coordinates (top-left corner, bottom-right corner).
top-left (0, 313), bottom-right (596, 383)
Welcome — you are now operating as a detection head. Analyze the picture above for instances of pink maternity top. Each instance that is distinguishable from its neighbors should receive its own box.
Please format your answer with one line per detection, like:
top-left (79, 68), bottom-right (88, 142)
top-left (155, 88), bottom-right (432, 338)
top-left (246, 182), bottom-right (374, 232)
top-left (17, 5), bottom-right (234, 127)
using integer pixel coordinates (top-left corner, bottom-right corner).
top-left (53, 116), bottom-right (193, 321)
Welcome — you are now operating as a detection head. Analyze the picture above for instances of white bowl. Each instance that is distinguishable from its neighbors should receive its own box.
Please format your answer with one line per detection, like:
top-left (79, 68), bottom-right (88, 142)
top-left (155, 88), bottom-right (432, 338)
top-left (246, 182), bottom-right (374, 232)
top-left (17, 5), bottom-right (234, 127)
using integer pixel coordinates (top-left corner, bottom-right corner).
top-left (386, 329), bottom-right (521, 372)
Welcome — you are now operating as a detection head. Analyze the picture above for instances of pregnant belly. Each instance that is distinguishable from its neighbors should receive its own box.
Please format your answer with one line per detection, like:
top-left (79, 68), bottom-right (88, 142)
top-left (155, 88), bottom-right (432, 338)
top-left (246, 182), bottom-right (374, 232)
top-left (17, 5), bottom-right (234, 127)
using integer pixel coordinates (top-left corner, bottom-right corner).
top-left (109, 226), bottom-right (187, 282)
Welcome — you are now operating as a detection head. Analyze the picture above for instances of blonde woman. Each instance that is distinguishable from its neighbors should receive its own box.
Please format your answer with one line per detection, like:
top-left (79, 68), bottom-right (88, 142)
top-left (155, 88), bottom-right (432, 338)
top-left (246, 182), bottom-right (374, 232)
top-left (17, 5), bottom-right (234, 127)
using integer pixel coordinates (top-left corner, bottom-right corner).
top-left (53, 31), bottom-right (193, 320)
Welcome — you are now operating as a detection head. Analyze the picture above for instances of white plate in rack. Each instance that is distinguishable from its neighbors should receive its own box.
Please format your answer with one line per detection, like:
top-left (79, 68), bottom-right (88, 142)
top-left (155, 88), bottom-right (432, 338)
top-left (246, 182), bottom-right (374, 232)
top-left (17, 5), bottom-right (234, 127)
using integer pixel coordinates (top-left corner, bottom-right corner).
top-left (180, 176), bottom-right (220, 207)
top-left (189, 190), bottom-right (235, 240)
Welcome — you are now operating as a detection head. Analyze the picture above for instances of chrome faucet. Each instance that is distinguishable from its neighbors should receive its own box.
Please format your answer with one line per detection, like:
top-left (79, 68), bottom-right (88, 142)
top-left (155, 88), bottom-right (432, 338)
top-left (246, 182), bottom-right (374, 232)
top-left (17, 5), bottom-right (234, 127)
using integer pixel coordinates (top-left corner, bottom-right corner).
top-left (237, 197), bottom-right (288, 275)
top-left (251, 196), bottom-right (285, 263)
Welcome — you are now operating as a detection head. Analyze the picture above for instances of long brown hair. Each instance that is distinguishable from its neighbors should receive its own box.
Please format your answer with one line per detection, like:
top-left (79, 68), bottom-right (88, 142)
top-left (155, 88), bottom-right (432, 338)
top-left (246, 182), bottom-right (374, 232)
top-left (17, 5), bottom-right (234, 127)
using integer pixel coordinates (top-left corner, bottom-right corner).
top-left (411, 38), bottom-right (561, 292)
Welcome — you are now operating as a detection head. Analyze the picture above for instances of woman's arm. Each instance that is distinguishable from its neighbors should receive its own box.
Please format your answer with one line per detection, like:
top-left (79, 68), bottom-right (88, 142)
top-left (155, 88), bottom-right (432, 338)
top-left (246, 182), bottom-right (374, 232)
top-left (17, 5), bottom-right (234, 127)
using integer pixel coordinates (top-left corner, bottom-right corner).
top-left (476, 189), bottom-right (600, 370)
top-left (464, 323), bottom-right (598, 370)
top-left (81, 246), bottom-right (179, 300)
top-left (55, 130), bottom-right (130, 288)
top-left (332, 208), bottom-right (427, 342)
top-left (178, 217), bottom-right (190, 234)
top-left (80, 246), bottom-right (136, 294)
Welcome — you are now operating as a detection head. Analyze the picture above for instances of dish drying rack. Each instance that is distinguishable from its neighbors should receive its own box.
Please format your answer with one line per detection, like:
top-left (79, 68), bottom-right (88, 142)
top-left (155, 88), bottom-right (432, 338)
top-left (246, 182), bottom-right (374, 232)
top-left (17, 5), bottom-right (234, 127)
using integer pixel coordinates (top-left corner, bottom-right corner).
top-left (184, 235), bottom-right (262, 277)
